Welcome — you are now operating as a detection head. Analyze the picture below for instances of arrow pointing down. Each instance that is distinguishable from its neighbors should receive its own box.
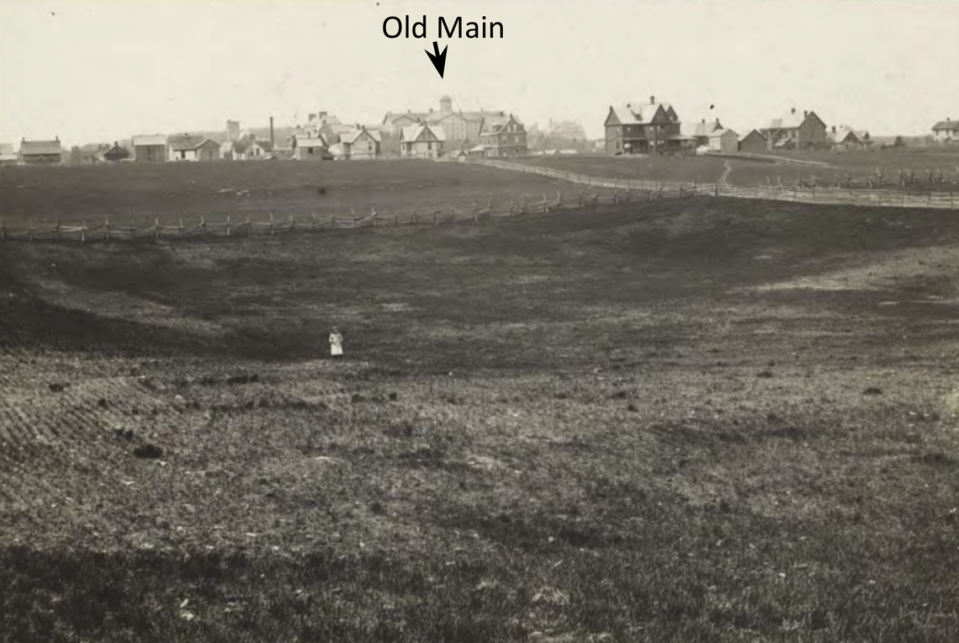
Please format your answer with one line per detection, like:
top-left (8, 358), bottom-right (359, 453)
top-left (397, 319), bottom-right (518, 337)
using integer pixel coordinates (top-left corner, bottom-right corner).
top-left (425, 41), bottom-right (447, 78)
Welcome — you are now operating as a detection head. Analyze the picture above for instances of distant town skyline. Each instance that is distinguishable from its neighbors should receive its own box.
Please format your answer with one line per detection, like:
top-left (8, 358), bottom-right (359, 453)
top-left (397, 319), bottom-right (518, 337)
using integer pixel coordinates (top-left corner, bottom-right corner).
top-left (1, 0), bottom-right (956, 145)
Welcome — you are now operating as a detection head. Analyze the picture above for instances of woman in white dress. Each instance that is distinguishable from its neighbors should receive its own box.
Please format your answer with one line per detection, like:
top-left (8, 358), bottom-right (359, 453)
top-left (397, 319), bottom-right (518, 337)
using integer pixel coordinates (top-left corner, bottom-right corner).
top-left (329, 327), bottom-right (344, 359)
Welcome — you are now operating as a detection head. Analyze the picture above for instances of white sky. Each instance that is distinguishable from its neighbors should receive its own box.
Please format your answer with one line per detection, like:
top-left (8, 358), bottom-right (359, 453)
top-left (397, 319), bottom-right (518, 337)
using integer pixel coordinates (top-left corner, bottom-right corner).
top-left (1, 0), bottom-right (956, 145)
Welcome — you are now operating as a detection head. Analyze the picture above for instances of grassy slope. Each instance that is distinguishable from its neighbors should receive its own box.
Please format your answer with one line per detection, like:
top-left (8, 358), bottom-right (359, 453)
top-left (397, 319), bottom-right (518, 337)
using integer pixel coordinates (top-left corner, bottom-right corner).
top-left (0, 160), bottom-right (588, 228)
top-left (518, 150), bottom-right (959, 192)
top-left (1, 197), bottom-right (958, 642)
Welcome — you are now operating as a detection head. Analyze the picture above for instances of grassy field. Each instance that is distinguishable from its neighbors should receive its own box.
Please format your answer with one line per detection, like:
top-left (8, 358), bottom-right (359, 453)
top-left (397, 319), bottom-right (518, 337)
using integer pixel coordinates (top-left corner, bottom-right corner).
top-left (520, 148), bottom-right (959, 192)
top-left (0, 160), bottom-right (592, 228)
top-left (1, 191), bottom-right (958, 641)
top-left (520, 155), bottom-right (730, 185)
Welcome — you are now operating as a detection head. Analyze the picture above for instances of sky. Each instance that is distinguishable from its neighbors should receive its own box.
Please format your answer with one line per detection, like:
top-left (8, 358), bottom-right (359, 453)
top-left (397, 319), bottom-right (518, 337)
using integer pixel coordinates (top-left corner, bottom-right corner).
top-left (1, 0), bottom-right (957, 146)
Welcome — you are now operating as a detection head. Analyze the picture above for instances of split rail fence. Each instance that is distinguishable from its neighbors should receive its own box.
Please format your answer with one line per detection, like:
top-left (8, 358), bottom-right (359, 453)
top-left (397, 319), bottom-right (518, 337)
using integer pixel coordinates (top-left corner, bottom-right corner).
top-left (465, 158), bottom-right (959, 211)
top-left (2, 157), bottom-right (956, 243)
top-left (0, 191), bottom-right (622, 242)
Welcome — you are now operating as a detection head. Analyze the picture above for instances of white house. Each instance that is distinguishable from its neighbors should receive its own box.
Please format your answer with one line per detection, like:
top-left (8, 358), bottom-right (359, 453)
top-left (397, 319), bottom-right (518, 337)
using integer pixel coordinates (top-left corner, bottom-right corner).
top-left (400, 123), bottom-right (446, 159)
top-left (340, 127), bottom-right (381, 160)
top-left (932, 119), bottom-right (959, 143)
top-left (246, 140), bottom-right (274, 159)
top-left (168, 135), bottom-right (220, 162)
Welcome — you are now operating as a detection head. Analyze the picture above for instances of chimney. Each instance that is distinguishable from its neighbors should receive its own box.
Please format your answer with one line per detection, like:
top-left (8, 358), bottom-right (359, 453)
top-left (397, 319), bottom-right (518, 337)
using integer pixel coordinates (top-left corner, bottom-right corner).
top-left (650, 95), bottom-right (655, 104)
top-left (270, 116), bottom-right (275, 146)
top-left (791, 107), bottom-right (796, 115)
top-left (702, 118), bottom-right (705, 124)
top-left (804, 110), bottom-right (808, 117)
top-left (832, 126), bottom-right (836, 133)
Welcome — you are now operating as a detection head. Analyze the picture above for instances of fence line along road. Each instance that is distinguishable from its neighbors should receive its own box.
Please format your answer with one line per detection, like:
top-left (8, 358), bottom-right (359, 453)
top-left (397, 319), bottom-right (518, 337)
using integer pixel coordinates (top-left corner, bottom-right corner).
top-left (3, 158), bottom-right (956, 243)
top-left (0, 191), bottom-right (632, 242)
top-left (460, 157), bottom-right (959, 211)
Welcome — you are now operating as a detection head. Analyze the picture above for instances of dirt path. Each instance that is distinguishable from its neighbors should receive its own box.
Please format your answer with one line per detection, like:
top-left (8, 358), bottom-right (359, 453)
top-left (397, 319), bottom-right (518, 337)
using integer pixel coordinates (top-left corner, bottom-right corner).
top-left (720, 160), bottom-right (733, 186)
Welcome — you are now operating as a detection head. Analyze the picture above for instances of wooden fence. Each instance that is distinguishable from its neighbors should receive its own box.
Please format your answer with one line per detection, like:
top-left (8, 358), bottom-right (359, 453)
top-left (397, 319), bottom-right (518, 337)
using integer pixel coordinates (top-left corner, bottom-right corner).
top-left (0, 191), bottom-right (637, 242)
top-left (463, 158), bottom-right (959, 211)
top-left (3, 158), bottom-right (956, 243)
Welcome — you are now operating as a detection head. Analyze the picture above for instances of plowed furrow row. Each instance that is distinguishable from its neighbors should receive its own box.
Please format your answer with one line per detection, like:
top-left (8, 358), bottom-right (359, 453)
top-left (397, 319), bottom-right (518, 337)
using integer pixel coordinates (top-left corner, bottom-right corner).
top-left (7, 404), bottom-right (38, 458)
top-left (0, 407), bottom-right (15, 448)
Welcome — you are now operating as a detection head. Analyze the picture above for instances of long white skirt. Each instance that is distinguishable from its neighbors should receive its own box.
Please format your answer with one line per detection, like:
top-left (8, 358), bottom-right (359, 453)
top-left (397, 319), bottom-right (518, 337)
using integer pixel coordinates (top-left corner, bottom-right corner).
top-left (330, 343), bottom-right (343, 356)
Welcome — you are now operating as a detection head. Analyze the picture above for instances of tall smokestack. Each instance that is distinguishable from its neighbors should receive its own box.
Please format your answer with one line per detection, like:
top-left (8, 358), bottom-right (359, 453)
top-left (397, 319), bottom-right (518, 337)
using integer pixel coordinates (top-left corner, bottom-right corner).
top-left (270, 117), bottom-right (275, 146)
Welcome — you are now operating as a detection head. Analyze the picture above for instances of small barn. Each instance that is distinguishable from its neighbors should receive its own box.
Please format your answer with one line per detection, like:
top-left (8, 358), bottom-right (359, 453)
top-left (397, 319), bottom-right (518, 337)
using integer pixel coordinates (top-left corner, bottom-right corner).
top-left (738, 129), bottom-right (768, 153)
top-left (292, 134), bottom-right (332, 160)
top-left (168, 135), bottom-right (221, 162)
top-left (132, 134), bottom-right (168, 162)
top-left (708, 128), bottom-right (739, 154)
top-left (20, 138), bottom-right (62, 165)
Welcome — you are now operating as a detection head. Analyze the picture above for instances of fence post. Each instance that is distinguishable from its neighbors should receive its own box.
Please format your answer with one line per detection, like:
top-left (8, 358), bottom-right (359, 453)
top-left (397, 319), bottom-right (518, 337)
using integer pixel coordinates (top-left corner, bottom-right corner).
top-left (29, 227), bottom-right (34, 242)
top-left (312, 212), bottom-right (317, 231)
top-left (472, 202), bottom-right (478, 222)
top-left (226, 215), bottom-right (232, 237)
top-left (411, 210), bottom-right (416, 225)
top-left (103, 218), bottom-right (110, 241)
top-left (353, 215), bottom-right (358, 228)
top-left (290, 213), bottom-right (296, 232)
top-left (55, 218), bottom-right (60, 241)
top-left (270, 212), bottom-right (275, 235)
top-left (154, 217), bottom-right (160, 240)
top-left (178, 218), bottom-right (184, 237)
top-left (433, 211), bottom-right (438, 225)
top-left (509, 199), bottom-right (515, 215)
top-left (200, 216), bottom-right (207, 237)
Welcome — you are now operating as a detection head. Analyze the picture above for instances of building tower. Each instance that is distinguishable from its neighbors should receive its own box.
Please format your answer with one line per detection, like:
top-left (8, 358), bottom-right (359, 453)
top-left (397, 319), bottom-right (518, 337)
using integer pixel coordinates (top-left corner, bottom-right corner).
top-left (440, 95), bottom-right (453, 114)
top-left (226, 120), bottom-right (240, 142)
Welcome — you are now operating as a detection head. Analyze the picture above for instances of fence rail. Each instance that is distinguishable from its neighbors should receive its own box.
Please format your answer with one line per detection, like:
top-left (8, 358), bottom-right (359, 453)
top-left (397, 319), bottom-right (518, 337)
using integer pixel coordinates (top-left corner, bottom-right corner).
top-left (2, 158), bottom-right (956, 243)
top-left (461, 158), bottom-right (959, 211)
top-left (0, 191), bottom-right (619, 242)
